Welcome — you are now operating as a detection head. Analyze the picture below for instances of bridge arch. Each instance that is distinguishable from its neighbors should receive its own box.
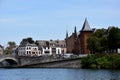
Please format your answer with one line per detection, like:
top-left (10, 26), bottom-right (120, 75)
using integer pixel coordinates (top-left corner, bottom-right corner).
top-left (0, 57), bottom-right (19, 67)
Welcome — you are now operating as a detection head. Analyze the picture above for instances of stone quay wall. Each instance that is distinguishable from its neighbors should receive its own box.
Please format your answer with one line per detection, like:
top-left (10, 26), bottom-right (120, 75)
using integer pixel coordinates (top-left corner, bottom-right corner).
top-left (18, 56), bottom-right (81, 68)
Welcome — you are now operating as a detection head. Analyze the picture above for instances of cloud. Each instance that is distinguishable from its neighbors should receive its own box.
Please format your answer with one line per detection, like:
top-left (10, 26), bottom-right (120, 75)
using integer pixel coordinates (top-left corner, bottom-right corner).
top-left (0, 18), bottom-right (16, 23)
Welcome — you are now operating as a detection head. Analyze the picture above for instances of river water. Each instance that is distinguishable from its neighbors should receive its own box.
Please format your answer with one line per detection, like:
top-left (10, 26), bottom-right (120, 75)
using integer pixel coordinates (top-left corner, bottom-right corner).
top-left (0, 68), bottom-right (120, 80)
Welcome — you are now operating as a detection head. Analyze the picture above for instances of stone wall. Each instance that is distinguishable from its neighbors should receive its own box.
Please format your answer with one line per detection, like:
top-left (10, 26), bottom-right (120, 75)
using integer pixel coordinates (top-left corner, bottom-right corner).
top-left (19, 56), bottom-right (81, 68)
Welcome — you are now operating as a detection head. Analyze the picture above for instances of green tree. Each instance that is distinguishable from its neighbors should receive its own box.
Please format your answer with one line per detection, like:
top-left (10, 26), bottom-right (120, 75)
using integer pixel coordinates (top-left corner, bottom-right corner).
top-left (87, 36), bottom-right (100, 54)
top-left (5, 41), bottom-right (16, 55)
top-left (88, 27), bottom-right (120, 54)
top-left (100, 36), bottom-right (108, 52)
top-left (8, 41), bottom-right (16, 47)
top-left (87, 29), bottom-right (108, 53)
top-left (93, 29), bottom-right (106, 38)
top-left (108, 27), bottom-right (120, 53)
top-left (81, 54), bottom-right (120, 69)
top-left (5, 50), bottom-right (11, 55)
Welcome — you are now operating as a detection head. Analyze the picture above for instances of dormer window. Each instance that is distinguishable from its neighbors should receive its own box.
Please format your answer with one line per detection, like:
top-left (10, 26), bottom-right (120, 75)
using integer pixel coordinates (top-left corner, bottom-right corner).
top-left (27, 47), bottom-right (31, 50)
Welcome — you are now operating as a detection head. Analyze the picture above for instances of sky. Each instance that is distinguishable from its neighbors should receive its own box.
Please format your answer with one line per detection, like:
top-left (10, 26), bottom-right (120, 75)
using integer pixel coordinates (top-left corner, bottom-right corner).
top-left (0, 0), bottom-right (120, 46)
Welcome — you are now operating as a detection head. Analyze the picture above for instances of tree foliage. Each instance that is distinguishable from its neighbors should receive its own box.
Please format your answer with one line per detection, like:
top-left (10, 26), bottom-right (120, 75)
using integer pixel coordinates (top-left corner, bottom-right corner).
top-left (5, 41), bottom-right (16, 55)
top-left (8, 41), bottom-right (16, 47)
top-left (81, 53), bottom-right (120, 69)
top-left (87, 29), bottom-right (107, 53)
top-left (108, 27), bottom-right (120, 52)
top-left (87, 26), bottom-right (120, 53)
top-left (87, 36), bottom-right (100, 53)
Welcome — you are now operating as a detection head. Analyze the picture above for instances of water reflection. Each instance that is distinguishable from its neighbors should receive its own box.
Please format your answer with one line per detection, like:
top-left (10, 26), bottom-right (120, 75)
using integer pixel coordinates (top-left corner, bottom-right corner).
top-left (1, 60), bottom-right (11, 67)
top-left (0, 68), bottom-right (120, 80)
top-left (110, 70), bottom-right (120, 80)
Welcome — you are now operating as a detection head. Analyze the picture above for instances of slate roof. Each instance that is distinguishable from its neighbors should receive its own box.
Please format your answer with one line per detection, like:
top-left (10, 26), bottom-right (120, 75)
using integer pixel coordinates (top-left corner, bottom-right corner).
top-left (19, 43), bottom-right (37, 47)
top-left (0, 45), bottom-right (3, 48)
top-left (37, 45), bottom-right (43, 50)
top-left (36, 40), bottom-right (48, 46)
top-left (81, 18), bottom-right (92, 31)
top-left (36, 40), bottom-right (66, 48)
top-left (26, 43), bottom-right (37, 47)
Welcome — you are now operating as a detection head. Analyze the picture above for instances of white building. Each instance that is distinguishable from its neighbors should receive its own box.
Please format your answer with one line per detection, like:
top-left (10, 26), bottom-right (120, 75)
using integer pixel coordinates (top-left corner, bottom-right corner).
top-left (42, 46), bottom-right (52, 55)
top-left (18, 43), bottom-right (41, 56)
top-left (41, 47), bottom-right (61, 55)
top-left (36, 40), bottom-right (62, 55)
top-left (118, 48), bottom-right (120, 53)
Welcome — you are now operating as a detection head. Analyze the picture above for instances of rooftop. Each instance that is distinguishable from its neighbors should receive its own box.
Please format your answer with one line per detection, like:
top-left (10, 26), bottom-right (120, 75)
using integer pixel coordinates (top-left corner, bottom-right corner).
top-left (81, 18), bottom-right (92, 32)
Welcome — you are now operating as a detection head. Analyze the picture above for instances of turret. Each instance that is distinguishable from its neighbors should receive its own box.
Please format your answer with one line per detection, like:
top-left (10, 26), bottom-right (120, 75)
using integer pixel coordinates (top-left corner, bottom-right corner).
top-left (79, 18), bottom-right (93, 54)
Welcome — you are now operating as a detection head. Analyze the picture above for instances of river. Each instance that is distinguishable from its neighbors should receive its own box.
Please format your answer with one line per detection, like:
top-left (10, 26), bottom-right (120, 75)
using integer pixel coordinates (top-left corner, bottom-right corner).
top-left (0, 68), bottom-right (120, 80)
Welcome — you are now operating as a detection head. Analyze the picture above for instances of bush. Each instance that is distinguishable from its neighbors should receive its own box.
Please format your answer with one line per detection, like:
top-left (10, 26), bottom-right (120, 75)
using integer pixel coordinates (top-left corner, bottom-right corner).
top-left (81, 53), bottom-right (120, 69)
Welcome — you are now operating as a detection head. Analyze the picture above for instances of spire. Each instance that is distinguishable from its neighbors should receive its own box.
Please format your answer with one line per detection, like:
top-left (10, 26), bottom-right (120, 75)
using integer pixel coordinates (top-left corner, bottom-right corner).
top-left (66, 30), bottom-right (68, 39)
top-left (74, 26), bottom-right (78, 38)
top-left (81, 18), bottom-right (92, 31)
top-left (74, 26), bottom-right (77, 34)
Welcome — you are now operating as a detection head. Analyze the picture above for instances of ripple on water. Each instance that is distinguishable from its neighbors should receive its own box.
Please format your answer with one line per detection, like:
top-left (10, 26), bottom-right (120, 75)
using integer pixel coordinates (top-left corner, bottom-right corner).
top-left (0, 68), bottom-right (120, 80)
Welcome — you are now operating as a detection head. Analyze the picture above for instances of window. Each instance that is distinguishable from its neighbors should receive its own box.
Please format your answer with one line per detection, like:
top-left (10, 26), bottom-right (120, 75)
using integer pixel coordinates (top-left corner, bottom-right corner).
top-left (29, 51), bottom-right (31, 54)
top-left (29, 47), bottom-right (31, 50)
top-left (34, 48), bottom-right (37, 50)
top-left (45, 51), bottom-right (49, 53)
top-left (27, 47), bottom-right (31, 50)
top-left (26, 51), bottom-right (29, 55)
top-left (32, 52), bottom-right (35, 54)
top-left (52, 48), bottom-right (56, 53)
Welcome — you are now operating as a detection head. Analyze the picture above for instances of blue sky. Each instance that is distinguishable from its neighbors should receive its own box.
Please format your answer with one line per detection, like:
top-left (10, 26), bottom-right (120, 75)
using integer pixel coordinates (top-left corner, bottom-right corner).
top-left (0, 0), bottom-right (120, 46)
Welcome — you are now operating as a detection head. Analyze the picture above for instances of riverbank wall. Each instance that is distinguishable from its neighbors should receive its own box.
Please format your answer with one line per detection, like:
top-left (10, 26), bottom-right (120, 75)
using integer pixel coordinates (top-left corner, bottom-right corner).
top-left (18, 56), bottom-right (81, 68)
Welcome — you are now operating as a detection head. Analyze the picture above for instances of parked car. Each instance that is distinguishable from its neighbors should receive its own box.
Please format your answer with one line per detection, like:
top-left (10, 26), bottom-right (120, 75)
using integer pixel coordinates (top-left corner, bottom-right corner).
top-left (63, 53), bottom-right (73, 58)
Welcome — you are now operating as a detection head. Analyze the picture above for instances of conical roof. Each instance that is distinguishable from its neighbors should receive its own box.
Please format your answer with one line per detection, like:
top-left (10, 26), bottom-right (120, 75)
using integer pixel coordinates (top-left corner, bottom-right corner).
top-left (81, 18), bottom-right (92, 31)
top-left (66, 30), bottom-right (68, 39)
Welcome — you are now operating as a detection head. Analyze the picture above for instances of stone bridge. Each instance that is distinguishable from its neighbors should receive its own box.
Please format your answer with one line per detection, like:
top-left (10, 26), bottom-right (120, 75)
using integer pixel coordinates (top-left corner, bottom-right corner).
top-left (19, 54), bottom-right (88, 68)
top-left (0, 54), bottom-right (88, 68)
top-left (0, 55), bottom-right (19, 67)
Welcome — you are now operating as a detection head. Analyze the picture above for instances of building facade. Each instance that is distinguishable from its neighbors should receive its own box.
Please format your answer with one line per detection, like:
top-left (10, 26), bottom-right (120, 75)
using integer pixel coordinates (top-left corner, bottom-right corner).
top-left (18, 43), bottom-right (40, 56)
top-left (66, 18), bottom-right (93, 54)
top-left (55, 40), bottom-right (66, 54)
top-left (36, 40), bottom-right (66, 55)
top-left (66, 26), bottom-right (79, 54)
top-left (0, 45), bottom-right (3, 55)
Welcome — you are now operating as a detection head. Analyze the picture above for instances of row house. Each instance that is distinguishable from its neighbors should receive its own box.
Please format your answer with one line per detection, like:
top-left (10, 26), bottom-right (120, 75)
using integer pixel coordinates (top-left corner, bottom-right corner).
top-left (40, 45), bottom-right (61, 55)
top-left (49, 40), bottom-right (62, 55)
top-left (18, 43), bottom-right (40, 56)
top-left (55, 40), bottom-right (66, 54)
top-left (36, 40), bottom-right (66, 55)
top-left (36, 40), bottom-right (51, 55)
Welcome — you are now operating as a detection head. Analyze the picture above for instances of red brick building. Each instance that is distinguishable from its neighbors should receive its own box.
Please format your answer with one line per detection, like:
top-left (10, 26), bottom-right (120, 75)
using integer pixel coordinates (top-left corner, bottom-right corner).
top-left (66, 18), bottom-right (93, 54)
